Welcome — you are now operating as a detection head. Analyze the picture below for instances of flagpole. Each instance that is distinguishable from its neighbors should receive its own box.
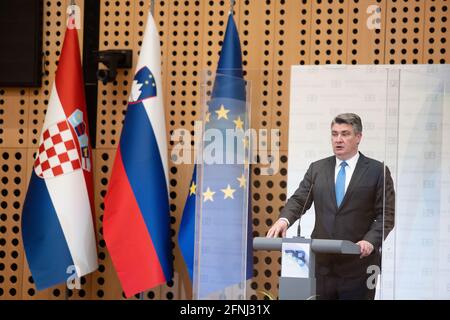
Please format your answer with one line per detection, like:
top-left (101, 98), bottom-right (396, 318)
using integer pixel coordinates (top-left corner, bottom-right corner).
top-left (150, 0), bottom-right (155, 16)
top-left (229, 0), bottom-right (235, 14)
top-left (68, 1), bottom-right (76, 19)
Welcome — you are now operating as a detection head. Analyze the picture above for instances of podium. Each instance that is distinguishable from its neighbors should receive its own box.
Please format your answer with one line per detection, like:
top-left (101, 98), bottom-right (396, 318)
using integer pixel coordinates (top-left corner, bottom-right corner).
top-left (253, 237), bottom-right (360, 300)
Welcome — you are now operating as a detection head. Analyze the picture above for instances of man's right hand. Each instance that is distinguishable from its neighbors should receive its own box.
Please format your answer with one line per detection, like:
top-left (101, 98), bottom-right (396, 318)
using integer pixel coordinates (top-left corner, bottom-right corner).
top-left (266, 219), bottom-right (288, 238)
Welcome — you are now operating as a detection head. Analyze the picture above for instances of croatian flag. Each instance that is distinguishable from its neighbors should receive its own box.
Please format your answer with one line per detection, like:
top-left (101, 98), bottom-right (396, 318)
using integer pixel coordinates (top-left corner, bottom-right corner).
top-left (21, 16), bottom-right (98, 290)
top-left (103, 12), bottom-right (173, 298)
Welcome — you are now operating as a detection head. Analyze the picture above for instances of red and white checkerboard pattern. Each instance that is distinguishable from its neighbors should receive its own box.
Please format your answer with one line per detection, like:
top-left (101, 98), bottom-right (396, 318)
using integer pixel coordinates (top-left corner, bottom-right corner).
top-left (34, 120), bottom-right (81, 179)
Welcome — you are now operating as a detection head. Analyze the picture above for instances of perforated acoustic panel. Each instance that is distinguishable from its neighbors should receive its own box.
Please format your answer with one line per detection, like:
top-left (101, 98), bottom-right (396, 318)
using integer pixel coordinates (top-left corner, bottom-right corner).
top-left (0, 0), bottom-right (448, 300)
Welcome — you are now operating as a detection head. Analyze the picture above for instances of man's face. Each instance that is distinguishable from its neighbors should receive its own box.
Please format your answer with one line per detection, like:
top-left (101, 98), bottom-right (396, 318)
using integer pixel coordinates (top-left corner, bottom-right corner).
top-left (331, 123), bottom-right (362, 160)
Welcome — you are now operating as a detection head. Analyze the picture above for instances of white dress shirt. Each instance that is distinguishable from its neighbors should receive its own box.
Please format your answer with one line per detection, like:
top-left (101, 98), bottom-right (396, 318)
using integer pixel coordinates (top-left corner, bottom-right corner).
top-left (335, 152), bottom-right (360, 194)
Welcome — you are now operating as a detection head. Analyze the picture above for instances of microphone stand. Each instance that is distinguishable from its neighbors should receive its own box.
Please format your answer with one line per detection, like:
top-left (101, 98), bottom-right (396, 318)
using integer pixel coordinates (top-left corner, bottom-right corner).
top-left (296, 183), bottom-right (314, 239)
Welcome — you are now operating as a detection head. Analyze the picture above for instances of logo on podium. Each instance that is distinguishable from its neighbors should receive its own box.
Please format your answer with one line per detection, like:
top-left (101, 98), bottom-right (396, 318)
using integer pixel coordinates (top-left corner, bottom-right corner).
top-left (281, 242), bottom-right (310, 278)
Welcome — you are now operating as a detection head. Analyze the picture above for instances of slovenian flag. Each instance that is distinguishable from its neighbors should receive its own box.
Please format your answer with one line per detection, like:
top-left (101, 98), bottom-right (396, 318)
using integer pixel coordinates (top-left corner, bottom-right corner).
top-left (103, 11), bottom-right (173, 298)
top-left (21, 15), bottom-right (98, 290)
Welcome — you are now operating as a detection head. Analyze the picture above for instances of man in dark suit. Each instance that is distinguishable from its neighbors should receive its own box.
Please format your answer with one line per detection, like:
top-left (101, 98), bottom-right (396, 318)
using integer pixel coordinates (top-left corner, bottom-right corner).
top-left (267, 113), bottom-right (395, 300)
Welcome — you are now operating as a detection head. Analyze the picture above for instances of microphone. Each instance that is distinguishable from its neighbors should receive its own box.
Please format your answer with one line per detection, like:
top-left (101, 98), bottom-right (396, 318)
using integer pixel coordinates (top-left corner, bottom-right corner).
top-left (297, 183), bottom-right (314, 238)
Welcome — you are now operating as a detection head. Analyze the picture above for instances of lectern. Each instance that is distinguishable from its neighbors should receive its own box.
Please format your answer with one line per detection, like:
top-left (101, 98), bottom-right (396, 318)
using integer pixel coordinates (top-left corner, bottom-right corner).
top-left (253, 237), bottom-right (360, 300)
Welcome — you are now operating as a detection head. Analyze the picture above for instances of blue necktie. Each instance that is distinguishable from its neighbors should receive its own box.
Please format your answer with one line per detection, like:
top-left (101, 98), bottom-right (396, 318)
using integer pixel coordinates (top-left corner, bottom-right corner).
top-left (335, 161), bottom-right (347, 207)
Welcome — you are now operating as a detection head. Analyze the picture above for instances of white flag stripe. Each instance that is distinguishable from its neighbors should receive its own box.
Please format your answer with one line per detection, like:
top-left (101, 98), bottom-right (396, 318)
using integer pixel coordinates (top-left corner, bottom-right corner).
top-left (137, 13), bottom-right (169, 190)
top-left (43, 86), bottom-right (97, 276)
top-left (42, 83), bottom-right (67, 133)
top-left (46, 170), bottom-right (97, 275)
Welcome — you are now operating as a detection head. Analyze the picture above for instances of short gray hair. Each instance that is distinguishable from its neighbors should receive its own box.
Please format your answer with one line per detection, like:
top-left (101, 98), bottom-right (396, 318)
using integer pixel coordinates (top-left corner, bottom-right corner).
top-left (331, 113), bottom-right (363, 134)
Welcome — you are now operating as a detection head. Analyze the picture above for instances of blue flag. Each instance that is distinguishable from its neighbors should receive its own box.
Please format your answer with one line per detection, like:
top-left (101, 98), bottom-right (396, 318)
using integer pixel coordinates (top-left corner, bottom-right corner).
top-left (178, 165), bottom-right (197, 281)
top-left (178, 13), bottom-right (252, 298)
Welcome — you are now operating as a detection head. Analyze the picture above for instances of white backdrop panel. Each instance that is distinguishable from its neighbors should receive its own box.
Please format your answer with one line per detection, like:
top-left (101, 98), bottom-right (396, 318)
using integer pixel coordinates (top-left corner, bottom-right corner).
top-left (287, 64), bottom-right (450, 299)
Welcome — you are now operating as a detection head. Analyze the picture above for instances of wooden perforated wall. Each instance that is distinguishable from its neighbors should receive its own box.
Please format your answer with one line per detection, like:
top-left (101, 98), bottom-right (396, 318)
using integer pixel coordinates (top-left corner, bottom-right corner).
top-left (0, 0), bottom-right (449, 300)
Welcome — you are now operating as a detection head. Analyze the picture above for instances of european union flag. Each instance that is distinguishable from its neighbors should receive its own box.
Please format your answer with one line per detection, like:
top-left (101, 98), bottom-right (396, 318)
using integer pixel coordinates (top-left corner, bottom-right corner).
top-left (178, 12), bottom-right (252, 298)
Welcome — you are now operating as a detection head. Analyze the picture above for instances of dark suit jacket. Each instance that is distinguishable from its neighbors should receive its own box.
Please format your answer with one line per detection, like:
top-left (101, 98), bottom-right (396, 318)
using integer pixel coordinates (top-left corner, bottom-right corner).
top-left (280, 152), bottom-right (395, 278)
